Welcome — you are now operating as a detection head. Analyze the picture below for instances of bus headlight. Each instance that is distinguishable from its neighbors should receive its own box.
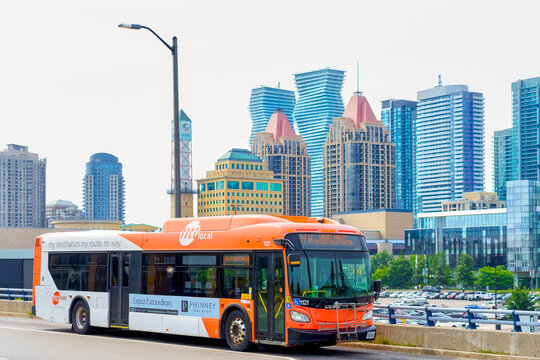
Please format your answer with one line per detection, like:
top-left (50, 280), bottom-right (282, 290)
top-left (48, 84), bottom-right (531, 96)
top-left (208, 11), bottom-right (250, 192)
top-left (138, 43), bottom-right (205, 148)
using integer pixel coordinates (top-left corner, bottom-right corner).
top-left (290, 311), bottom-right (310, 323)
top-left (362, 310), bottom-right (373, 321)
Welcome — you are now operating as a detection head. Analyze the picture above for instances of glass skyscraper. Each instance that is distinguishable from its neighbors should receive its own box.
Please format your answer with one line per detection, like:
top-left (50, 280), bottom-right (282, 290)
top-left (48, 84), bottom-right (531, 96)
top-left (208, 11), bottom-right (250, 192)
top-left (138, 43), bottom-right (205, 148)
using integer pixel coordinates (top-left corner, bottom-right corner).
top-left (381, 99), bottom-right (417, 211)
top-left (293, 68), bottom-right (345, 216)
top-left (512, 77), bottom-right (540, 182)
top-left (506, 180), bottom-right (540, 287)
top-left (493, 128), bottom-right (514, 201)
top-left (83, 153), bottom-right (125, 223)
top-left (415, 83), bottom-right (485, 214)
top-left (248, 86), bottom-right (295, 146)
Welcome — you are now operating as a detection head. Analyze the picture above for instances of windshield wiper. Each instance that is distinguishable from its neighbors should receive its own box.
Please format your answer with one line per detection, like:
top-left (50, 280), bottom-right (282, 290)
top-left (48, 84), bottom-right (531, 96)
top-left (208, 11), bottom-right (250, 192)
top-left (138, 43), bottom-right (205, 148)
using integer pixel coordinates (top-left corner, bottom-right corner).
top-left (338, 260), bottom-right (360, 304)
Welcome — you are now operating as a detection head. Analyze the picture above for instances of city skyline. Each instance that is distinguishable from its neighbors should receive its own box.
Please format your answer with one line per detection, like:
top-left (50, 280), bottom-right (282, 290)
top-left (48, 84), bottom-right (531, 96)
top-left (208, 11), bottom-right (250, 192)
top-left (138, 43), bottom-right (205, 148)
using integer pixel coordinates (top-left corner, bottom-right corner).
top-left (2, 1), bottom-right (539, 225)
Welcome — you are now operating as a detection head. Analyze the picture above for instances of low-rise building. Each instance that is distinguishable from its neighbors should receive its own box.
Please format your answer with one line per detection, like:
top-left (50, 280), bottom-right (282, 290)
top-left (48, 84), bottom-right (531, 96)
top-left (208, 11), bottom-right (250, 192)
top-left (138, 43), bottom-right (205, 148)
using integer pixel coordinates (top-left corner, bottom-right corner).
top-left (332, 209), bottom-right (411, 255)
top-left (441, 192), bottom-right (505, 212)
top-left (197, 149), bottom-right (283, 216)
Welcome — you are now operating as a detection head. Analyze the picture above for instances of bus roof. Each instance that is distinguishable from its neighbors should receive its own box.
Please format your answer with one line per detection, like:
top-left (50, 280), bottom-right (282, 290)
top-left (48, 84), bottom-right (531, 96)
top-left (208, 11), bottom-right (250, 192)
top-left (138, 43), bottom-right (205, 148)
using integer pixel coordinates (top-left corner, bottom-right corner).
top-left (40, 215), bottom-right (363, 252)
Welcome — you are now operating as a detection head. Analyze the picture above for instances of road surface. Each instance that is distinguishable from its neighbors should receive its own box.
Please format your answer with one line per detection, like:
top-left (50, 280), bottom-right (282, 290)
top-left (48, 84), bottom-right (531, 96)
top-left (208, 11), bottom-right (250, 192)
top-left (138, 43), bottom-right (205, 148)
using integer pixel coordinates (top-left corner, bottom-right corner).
top-left (0, 316), bottom-right (453, 360)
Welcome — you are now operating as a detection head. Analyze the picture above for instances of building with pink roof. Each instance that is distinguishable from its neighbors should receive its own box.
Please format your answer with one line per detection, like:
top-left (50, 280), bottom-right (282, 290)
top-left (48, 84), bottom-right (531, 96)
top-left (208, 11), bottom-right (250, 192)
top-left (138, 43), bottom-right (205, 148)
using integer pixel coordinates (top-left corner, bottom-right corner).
top-left (323, 92), bottom-right (395, 217)
top-left (252, 110), bottom-right (311, 216)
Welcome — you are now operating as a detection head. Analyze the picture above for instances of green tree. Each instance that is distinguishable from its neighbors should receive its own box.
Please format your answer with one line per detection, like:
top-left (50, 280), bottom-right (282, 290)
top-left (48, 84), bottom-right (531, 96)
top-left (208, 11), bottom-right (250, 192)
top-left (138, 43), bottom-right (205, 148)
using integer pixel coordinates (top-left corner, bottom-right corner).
top-left (373, 267), bottom-right (390, 287)
top-left (453, 254), bottom-right (476, 289)
top-left (429, 253), bottom-right (452, 287)
top-left (386, 255), bottom-right (413, 289)
top-left (408, 254), bottom-right (430, 288)
top-left (371, 250), bottom-right (393, 273)
top-left (505, 287), bottom-right (536, 310)
top-left (475, 265), bottom-right (513, 290)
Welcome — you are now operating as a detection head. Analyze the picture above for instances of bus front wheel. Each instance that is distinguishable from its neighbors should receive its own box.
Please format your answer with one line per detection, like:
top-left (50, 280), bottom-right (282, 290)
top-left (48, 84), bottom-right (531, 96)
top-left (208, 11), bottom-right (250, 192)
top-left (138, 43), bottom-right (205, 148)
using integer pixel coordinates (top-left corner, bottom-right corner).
top-left (71, 300), bottom-right (92, 334)
top-left (225, 310), bottom-right (251, 351)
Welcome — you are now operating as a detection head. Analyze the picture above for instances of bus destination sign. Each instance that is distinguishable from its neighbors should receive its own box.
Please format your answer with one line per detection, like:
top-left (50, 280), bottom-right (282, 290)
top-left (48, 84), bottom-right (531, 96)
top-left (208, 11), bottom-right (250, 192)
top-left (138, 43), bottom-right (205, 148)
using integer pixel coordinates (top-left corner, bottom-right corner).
top-left (296, 233), bottom-right (366, 250)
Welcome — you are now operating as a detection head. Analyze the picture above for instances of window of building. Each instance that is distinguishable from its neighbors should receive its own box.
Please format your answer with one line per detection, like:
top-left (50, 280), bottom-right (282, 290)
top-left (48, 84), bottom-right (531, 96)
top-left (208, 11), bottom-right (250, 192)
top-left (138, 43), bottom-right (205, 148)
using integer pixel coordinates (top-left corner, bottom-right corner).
top-left (242, 182), bottom-right (254, 190)
top-left (270, 183), bottom-right (281, 192)
top-left (216, 181), bottom-right (224, 190)
top-left (199, 184), bottom-right (206, 192)
top-left (241, 164), bottom-right (244, 170)
top-left (256, 182), bottom-right (268, 191)
top-left (227, 181), bottom-right (239, 189)
top-left (207, 182), bottom-right (215, 191)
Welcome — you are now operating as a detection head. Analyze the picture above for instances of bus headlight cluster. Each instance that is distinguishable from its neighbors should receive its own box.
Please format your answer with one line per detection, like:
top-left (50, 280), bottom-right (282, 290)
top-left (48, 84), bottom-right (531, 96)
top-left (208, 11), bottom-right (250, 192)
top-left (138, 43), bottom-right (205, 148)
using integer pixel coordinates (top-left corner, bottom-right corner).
top-left (290, 311), bottom-right (310, 323)
top-left (362, 310), bottom-right (373, 321)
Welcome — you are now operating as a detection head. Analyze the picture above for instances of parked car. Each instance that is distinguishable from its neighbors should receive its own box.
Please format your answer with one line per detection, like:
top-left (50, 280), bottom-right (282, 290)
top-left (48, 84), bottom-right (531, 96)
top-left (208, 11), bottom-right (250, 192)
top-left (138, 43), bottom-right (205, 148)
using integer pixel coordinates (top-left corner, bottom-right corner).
top-left (422, 286), bottom-right (441, 293)
top-left (464, 304), bottom-right (488, 319)
top-left (379, 291), bottom-right (391, 298)
top-left (413, 298), bottom-right (429, 306)
top-left (446, 292), bottom-right (458, 299)
top-left (467, 291), bottom-right (488, 301)
top-left (389, 291), bottom-right (402, 298)
top-left (455, 292), bottom-right (467, 300)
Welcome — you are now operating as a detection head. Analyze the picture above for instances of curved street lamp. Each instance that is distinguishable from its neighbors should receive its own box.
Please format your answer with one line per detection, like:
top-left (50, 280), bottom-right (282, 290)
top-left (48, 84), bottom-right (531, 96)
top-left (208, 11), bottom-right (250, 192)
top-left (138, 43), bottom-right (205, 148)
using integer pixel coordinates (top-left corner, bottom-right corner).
top-left (118, 23), bottom-right (182, 218)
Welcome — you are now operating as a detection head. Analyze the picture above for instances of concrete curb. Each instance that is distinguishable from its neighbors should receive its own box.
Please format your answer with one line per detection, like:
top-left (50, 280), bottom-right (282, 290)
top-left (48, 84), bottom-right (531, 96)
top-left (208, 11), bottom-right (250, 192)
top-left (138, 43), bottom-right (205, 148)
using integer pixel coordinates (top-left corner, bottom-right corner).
top-left (338, 342), bottom-right (536, 360)
top-left (0, 311), bottom-right (33, 318)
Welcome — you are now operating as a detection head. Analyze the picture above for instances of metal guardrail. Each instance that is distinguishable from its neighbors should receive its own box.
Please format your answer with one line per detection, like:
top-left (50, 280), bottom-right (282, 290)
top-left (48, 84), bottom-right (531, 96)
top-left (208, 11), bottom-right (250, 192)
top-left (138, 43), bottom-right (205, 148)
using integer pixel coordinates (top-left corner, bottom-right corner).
top-left (374, 304), bottom-right (540, 332)
top-left (0, 288), bottom-right (33, 301)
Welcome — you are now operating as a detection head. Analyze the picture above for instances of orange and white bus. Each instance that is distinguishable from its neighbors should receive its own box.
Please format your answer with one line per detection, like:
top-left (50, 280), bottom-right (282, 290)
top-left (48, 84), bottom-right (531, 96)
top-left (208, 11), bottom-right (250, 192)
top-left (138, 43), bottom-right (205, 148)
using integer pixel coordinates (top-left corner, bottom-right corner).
top-left (33, 215), bottom-right (380, 350)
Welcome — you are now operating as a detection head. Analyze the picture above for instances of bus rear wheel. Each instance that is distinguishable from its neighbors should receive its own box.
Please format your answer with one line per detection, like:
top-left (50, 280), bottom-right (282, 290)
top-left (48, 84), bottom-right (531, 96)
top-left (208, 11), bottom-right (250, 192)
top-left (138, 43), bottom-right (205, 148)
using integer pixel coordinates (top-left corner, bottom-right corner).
top-left (71, 300), bottom-right (92, 334)
top-left (225, 310), bottom-right (251, 351)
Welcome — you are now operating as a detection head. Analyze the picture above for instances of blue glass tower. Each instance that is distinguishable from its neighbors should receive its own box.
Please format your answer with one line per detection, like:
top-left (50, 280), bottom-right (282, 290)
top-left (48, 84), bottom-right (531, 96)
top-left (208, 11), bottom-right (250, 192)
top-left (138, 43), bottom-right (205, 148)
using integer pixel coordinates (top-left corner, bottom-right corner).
top-left (293, 68), bottom-right (345, 216)
top-left (512, 77), bottom-right (540, 182)
top-left (493, 128), bottom-right (514, 201)
top-left (381, 99), bottom-right (417, 211)
top-left (415, 82), bottom-right (484, 214)
top-left (248, 86), bottom-right (295, 146)
top-left (83, 153), bottom-right (125, 222)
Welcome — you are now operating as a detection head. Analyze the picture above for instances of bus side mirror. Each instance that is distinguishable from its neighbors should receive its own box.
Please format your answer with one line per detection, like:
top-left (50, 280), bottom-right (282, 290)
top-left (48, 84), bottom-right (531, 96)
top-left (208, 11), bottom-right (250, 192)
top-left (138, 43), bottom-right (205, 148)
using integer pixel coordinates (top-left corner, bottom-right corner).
top-left (373, 280), bottom-right (382, 301)
top-left (287, 253), bottom-right (301, 267)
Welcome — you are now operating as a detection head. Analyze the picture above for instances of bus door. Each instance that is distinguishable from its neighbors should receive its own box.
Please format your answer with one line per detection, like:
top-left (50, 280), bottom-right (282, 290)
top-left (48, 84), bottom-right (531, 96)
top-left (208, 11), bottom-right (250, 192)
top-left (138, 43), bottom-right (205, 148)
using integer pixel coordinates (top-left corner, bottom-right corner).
top-left (110, 252), bottom-right (131, 327)
top-left (254, 252), bottom-right (285, 342)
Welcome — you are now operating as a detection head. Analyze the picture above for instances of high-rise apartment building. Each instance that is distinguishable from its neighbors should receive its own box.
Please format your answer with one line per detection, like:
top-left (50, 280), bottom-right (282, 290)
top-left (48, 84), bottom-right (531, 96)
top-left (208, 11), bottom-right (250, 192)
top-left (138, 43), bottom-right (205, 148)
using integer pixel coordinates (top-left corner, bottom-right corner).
top-left (83, 153), bottom-right (125, 223)
top-left (252, 110), bottom-right (311, 216)
top-left (512, 77), bottom-right (540, 182)
top-left (0, 144), bottom-right (46, 228)
top-left (415, 81), bottom-right (485, 214)
top-left (323, 93), bottom-right (395, 217)
top-left (248, 86), bottom-right (296, 146)
top-left (293, 68), bottom-right (345, 216)
top-left (197, 148), bottom-right (283, 216)
top-left (493, 128), bottom-right (514, 201)
top-left (381, 99), bottom-right (417, 211)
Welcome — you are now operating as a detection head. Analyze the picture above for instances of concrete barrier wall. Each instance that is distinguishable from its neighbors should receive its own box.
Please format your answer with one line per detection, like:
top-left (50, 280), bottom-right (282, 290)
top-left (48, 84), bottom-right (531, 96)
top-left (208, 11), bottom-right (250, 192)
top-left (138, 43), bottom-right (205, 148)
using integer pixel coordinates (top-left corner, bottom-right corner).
top-left (0, 299), bottom-right (32, 315)
top-left (376, 323), bottom-right (540, 358)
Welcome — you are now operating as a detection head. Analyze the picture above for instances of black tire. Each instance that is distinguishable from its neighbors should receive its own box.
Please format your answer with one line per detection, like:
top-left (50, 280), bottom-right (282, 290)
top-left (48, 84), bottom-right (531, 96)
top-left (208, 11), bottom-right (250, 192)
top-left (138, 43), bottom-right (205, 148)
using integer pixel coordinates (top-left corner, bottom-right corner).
top-left (224, 310), bottom-right (251, 351)
top-left (71, 300), bottom-right (92, 334)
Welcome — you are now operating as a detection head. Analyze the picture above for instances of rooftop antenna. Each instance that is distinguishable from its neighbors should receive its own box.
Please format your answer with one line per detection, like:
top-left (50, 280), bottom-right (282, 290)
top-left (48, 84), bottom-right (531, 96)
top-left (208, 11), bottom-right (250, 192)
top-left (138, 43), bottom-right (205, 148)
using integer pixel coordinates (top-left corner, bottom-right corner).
top-left (277, 81), bottom-right (280, 89)
top-left (437, 74), bottom-right (442, 87)
top-left (355, 61), bottom-right (363, 96)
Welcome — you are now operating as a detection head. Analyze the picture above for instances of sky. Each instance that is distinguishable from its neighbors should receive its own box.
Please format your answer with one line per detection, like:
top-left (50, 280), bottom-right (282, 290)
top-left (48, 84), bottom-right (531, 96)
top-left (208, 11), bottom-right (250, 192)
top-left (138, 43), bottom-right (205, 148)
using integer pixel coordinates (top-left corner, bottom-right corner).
top-left (1, 1), bottom-right (539, 227)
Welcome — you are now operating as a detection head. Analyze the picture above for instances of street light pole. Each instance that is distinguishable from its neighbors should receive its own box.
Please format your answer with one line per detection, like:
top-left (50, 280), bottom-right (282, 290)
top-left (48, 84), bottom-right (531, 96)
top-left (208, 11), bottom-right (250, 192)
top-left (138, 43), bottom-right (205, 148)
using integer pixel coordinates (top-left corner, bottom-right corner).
top-left (118, 23), bottom-right (182, 218)
top-left (171, 36), bottom-right (181, 218)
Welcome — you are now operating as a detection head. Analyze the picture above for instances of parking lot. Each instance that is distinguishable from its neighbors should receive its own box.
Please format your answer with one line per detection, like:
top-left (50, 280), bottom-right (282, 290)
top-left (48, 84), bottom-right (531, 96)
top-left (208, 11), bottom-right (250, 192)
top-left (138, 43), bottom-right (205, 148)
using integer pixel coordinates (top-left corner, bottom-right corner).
top-left (373, 290), bottom-right (519, 331)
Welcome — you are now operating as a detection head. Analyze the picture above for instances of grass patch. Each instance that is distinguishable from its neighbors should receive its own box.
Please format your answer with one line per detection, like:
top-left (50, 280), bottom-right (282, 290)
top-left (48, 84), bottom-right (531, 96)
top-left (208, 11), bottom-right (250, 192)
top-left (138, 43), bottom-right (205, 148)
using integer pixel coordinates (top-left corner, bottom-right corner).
top-left (476, 350), bottom-right (509, 355)
top-left (360, 336), bottom-right (418, 348)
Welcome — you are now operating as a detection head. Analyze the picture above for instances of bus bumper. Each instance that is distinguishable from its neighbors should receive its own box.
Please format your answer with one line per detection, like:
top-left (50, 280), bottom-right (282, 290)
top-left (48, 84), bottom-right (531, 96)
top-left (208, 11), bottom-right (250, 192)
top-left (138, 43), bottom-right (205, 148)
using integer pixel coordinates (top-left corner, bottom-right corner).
top-left (287, 325), bottom-right (376, 346)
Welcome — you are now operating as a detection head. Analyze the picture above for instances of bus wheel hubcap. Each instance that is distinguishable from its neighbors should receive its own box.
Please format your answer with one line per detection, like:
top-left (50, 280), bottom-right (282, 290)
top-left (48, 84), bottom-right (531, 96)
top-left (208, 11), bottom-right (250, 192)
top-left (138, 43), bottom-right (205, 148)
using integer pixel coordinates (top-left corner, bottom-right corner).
top-left (229, 317), bottom-right (246, 345)
top-left (76, 307), bottom-right (87, 329)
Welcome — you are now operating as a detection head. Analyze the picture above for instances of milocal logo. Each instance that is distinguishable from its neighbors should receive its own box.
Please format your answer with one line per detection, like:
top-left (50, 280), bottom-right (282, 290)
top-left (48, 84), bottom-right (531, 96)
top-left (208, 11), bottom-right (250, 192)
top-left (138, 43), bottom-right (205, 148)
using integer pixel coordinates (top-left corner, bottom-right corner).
top-left (178, 220), bottom-right (214, 246)
top-left (52, 291), bottom-right (61, 305)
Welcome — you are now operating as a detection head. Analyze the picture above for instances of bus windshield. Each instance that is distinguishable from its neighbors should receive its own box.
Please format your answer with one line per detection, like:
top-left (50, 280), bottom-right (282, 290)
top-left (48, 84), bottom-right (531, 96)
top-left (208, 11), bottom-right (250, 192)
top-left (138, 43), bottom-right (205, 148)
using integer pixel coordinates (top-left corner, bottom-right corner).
top-left (287, 250), bottom-right (372, 299)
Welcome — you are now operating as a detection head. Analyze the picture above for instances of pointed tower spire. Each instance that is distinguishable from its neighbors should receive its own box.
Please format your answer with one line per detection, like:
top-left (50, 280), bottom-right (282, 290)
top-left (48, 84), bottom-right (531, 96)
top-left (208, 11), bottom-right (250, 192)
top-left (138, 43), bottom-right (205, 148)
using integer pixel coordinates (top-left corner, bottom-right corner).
top-left (342, 93), bottom-right (378, 126)
top-left (264, 109), bottom-right (297, 141)
top-left (438, 74), bottom-right (442, 87)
